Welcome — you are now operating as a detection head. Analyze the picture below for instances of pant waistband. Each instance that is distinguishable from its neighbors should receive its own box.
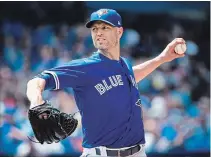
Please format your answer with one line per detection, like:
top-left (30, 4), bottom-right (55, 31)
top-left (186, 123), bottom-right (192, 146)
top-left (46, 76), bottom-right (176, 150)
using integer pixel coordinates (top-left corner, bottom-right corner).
top-left (83, 144), bottom-right (144, 157)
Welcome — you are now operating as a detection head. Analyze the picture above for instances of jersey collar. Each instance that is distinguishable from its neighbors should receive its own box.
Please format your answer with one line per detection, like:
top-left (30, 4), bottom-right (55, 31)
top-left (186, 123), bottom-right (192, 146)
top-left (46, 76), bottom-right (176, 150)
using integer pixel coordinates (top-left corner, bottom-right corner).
top-left (94, 51), bottom-right (121, 63)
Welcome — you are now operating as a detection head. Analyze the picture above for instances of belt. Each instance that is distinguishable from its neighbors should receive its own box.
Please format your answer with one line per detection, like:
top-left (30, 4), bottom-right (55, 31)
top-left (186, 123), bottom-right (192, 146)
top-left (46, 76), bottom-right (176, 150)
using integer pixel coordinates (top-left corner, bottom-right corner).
top-left (95, 144), bottom-right (141, 157)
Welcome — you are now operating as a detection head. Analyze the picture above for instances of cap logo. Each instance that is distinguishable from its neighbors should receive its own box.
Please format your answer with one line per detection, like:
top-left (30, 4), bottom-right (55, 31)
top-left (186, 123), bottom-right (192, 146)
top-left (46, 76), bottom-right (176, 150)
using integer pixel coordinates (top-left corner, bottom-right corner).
top-left (97, 9), bottom-right (108, 18)
top-left (118, 21), bottom-right (121, 25)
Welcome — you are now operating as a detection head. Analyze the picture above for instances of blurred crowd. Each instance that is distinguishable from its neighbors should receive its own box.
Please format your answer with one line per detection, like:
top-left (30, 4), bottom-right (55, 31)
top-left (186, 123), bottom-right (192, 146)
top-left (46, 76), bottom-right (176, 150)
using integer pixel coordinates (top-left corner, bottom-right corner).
top-left (0, 14), bottom-right (210, 157)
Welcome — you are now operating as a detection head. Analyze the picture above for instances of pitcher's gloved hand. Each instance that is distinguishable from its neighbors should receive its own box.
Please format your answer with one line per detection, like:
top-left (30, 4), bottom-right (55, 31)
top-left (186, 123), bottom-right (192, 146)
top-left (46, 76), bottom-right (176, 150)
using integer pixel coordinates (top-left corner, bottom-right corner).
top-left (28, 100), bottom-right (78, 144)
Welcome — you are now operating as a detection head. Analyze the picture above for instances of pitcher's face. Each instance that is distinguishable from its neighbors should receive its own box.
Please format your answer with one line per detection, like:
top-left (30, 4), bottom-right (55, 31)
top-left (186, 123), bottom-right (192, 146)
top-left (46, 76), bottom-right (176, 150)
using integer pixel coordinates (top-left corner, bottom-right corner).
top-left (91, 21), bottom-right (122, 51)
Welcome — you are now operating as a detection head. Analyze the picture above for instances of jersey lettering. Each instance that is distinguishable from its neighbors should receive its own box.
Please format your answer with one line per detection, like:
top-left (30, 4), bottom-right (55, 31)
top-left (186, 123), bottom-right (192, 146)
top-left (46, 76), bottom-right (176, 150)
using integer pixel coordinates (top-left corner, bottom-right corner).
top-left (94, 83), bottom-right (106, 95)
top-left (95, 75), bottom-right (124, 95)
top-left (130, 75), bottom-right (138, 89)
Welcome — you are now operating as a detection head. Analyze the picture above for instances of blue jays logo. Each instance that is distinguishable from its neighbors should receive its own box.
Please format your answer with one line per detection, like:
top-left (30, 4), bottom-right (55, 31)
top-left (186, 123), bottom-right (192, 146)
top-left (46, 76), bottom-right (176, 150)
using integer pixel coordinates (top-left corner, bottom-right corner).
top-left (97, 9), bottom-right (108, 17)
top-left (135, 99), bottom-right (142, 107)
top-left (136, 99), bottom-right (143, 119)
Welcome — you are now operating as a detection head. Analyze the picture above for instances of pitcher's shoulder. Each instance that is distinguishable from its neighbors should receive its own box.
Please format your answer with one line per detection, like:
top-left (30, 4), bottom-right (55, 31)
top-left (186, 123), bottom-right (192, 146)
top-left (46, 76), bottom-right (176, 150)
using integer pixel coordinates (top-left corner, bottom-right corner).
top-left (65, 54), bottom-right (101, 67)
top-left (83, 53), bottom-right (102, 65)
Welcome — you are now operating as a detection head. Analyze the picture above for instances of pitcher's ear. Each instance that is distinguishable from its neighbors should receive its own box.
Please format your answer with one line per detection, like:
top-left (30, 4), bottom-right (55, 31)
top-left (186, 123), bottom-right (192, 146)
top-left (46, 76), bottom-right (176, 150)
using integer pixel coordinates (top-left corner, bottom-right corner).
top-left (118, 27), bottom-right (123, 37)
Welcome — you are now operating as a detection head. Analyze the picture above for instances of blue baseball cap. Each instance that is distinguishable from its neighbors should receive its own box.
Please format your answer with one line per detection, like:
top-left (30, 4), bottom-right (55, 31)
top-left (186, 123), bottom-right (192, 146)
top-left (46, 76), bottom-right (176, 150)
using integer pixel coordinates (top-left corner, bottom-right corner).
top-left (85, 9), bottom-right (122, 28)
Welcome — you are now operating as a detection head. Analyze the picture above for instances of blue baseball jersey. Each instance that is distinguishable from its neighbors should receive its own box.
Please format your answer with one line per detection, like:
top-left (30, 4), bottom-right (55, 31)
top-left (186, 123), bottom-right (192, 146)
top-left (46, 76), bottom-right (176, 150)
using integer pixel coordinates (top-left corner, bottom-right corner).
top-left (37, 52), bottom-right (145, 148)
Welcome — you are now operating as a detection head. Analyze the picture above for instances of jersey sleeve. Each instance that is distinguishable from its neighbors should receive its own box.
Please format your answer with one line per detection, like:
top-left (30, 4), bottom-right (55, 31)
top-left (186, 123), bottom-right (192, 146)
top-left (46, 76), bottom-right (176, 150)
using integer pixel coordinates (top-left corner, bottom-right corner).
top-left (35, 59), bottom-right (87, 90)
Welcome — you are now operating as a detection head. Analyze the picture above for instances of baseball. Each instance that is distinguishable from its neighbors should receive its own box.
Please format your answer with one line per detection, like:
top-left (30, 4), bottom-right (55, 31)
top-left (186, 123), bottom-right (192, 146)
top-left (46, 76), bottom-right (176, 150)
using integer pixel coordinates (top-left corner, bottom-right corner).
top-left (174, 44), bottom-right (187, 55)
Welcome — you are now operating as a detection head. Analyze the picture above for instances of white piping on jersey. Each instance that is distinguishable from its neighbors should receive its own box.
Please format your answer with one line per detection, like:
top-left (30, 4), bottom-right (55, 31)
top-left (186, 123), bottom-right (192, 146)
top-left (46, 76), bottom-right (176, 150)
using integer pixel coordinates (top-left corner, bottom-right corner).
top-left (42, 70), bottom-right (60, 90)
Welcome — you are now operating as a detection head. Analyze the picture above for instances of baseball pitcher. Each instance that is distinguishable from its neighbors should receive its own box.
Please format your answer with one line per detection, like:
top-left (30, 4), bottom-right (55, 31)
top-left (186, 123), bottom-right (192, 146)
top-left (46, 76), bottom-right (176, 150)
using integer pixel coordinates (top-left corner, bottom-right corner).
top-left (26, 9), bottom-right (186, 157)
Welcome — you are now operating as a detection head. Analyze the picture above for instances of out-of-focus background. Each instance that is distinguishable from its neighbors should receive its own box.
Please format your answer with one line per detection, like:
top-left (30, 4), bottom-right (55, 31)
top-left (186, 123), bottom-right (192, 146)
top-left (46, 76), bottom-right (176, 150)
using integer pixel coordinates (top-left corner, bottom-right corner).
top-left (0, 1), bottom-right (210, 157)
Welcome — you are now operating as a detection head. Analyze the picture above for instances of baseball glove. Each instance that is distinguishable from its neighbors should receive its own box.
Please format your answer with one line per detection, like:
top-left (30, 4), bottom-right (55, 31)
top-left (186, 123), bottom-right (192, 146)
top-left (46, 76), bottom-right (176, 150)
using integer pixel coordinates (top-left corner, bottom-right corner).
top-left (28, 100), bottom-right (78, 144)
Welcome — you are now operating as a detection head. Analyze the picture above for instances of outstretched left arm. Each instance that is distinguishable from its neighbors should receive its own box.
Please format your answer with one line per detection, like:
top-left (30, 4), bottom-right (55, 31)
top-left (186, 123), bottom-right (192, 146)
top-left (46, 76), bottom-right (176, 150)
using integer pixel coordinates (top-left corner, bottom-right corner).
top-left (133, 38), bottom-right (186, 83)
